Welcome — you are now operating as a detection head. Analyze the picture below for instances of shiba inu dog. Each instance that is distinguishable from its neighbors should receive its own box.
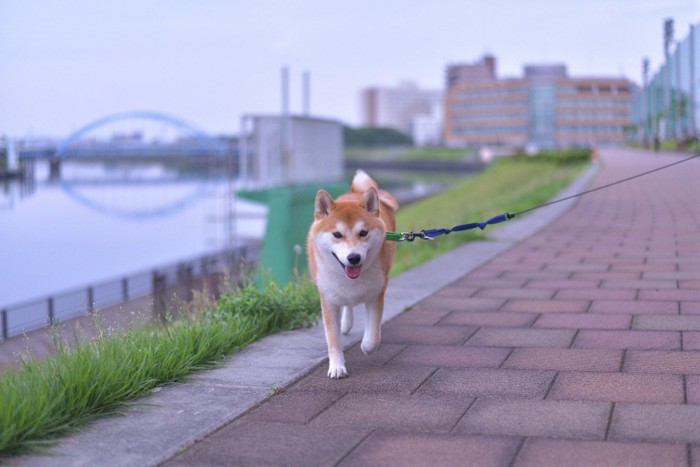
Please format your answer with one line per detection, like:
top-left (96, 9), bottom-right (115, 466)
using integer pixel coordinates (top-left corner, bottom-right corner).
top-left (306, 170), bottom-right (398, 378)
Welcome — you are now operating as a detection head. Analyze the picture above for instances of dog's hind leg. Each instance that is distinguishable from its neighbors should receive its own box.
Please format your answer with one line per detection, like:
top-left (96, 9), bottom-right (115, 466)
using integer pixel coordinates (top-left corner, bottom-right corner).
top-left (341, 306), bottom-right (353, 335)
top-left (361, 294), bottom-right (384, 355)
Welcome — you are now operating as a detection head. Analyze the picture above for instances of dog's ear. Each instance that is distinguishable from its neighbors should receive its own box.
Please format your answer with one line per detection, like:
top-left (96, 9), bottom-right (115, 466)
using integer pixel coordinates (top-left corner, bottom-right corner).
top-left (362, 187), bottom-right (380, 217)
top-left (315, 189), bottom-right (334, 219)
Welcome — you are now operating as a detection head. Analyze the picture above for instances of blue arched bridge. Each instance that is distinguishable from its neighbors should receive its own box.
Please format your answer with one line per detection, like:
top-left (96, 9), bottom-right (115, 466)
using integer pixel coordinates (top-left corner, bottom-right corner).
top-left (21, 110), bottom-right (231, 161)
top-left (58, 110), bottom-right (228, 159)
top-left (18, 111), bottom-right (236, 219)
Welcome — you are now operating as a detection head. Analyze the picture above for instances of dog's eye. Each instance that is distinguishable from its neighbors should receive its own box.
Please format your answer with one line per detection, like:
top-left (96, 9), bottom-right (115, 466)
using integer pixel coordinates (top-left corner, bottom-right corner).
top-left (332, 232), bottom-right (342, 239)
top-left (359, 230), bottom-right (368, 237)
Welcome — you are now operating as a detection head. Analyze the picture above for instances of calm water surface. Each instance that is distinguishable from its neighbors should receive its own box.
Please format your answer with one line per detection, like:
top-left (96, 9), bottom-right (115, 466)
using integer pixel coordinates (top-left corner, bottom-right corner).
top-left (0, 161), bottom-right (266, 308)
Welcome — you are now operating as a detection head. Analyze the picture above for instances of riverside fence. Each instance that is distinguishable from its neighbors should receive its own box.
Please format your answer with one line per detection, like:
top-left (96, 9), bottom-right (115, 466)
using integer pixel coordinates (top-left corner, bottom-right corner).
top-left (0, 244), bottom-right (259, 341)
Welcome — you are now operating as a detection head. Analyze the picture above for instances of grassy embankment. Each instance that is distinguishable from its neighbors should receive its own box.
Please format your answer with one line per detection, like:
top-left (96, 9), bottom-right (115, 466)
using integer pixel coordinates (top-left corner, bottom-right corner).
top-left (0, 148), bottom-right (590, 456)
top-left (392, 150), bottom-right (590, 275)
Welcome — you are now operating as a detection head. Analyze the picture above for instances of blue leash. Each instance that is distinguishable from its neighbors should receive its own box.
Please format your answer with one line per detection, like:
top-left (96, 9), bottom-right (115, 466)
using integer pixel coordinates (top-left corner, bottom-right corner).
top-left (389, 212), bottom-right (514, 242)
top-left (388, 152), bottom-right (700, 242)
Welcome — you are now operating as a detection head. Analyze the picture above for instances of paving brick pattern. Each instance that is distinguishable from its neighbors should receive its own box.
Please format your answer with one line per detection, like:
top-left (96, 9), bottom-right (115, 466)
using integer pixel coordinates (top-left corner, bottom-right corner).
top-left (165, 149), bottom-right (700, 466)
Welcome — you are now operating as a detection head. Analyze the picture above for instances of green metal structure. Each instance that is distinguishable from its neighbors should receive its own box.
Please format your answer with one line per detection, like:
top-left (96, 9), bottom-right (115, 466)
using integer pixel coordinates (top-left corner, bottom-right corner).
top-left (238, 181), bottom-right (347, 284)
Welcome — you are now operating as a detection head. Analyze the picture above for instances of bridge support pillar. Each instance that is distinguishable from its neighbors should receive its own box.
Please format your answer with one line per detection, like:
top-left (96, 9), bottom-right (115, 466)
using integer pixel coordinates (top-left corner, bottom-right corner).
top-left (238, 181), bottom-right (346, 284)
top-left (49, 157), bottom-right (61, 181)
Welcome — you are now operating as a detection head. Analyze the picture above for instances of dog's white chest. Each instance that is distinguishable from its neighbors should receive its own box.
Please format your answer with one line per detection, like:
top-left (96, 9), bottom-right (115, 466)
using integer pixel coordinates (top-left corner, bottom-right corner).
top-left (316, 264), bottom-right (385, 307)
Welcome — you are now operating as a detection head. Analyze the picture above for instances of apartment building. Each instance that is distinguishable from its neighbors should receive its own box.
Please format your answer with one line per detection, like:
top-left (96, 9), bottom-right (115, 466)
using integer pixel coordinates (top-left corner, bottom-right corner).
top-left (444, 55), bottom-right (633, 148)
top-left (361, 82), bottom-right (442, 145)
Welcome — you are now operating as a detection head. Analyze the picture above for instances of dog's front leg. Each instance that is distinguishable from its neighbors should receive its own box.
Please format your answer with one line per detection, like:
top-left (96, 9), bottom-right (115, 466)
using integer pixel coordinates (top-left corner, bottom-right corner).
top-left (321, 297), bottom-right (347, 379)
top-left (361, 293), bottom-right (384, 355)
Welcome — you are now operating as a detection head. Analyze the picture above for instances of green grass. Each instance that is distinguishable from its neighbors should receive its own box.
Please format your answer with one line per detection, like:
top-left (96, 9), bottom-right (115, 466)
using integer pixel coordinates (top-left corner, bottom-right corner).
top-left (659, 138), bottom-right (700, 152)
top-left (391, 156), bottom-right (589, 275)
top-left (345, 146), bottom-right (472, 162)
top-left (629, 139), bottom-right (700, 152)
top-left (0, 278), bottom-right (319, 456)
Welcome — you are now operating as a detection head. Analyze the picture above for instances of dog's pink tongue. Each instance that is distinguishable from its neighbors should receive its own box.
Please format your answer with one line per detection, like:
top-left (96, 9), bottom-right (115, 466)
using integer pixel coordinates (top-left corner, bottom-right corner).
top-left (344, 265), bottom-right (362, 279)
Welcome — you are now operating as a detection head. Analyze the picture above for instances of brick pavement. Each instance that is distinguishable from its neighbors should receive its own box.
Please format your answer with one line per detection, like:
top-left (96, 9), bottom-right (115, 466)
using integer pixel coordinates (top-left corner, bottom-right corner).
top-left (164, 148), bottom-right (700, 466)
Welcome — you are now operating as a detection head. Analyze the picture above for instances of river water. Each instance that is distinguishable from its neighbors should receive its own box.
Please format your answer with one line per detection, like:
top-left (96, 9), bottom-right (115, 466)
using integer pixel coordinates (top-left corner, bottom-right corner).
top-left (0, 161), bottom-right (267, 309)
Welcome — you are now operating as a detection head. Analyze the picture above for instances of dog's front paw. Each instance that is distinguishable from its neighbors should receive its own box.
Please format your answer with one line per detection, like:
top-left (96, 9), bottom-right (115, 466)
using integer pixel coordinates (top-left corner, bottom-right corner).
top-left (327, 363), bottom-right (348, 379)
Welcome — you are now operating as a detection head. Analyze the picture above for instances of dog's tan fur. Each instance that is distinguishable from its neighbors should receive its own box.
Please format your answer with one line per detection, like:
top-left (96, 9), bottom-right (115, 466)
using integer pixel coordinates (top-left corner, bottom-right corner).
top-left (306, 171), bottom-right (398, 378)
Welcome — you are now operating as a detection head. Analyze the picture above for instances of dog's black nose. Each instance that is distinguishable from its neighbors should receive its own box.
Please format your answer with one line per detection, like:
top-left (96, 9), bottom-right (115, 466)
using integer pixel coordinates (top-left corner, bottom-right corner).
top-left (347, 253), bottom-right (361, 265)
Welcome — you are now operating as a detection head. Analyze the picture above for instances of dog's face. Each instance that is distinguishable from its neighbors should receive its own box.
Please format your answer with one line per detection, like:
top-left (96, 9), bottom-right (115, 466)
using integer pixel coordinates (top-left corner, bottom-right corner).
top-left (311, 188), bottom-right (385, 280)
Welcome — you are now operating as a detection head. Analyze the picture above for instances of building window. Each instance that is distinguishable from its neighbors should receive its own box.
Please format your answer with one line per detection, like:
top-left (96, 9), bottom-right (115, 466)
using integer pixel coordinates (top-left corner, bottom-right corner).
top-left (528, 83), bottom-right (557, 146)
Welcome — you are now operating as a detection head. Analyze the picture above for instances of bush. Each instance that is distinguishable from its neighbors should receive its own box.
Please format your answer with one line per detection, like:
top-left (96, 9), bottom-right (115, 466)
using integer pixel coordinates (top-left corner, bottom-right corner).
top-left (528, 147), bottom-right (592, 165)
top-left (343, 126), bottom-right (413, 148)
top-left (212, 277), bottom-right (320, 338)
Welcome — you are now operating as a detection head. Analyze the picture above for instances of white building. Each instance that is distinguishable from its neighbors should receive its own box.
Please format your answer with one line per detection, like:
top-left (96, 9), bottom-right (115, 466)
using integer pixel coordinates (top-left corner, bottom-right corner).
top-left (241, 115), bottom-right (343, 186)
top-left (411, 101), bottom-right (443, 146)
top-left (361, 82), bottom-right (443, 144)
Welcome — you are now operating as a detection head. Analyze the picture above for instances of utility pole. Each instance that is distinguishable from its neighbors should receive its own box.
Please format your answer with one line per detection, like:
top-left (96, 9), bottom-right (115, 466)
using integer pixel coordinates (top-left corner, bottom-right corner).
top-left (675, 39), bottom-right (681, 141)
top-left (690, 23), bottom-right (697, 141)
top-left (281, 66), bottom-right (291, 184)
top-left (664, 18), bottom-right (674, 140)
top-left (281, 66), bottom-right (290, 117)
top-left (302, 70), bottom-right (311, 117)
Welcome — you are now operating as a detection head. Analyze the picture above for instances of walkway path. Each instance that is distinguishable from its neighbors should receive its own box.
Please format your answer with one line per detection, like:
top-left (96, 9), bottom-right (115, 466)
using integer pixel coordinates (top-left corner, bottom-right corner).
top-left (163, 148), bottom-right (700, 466)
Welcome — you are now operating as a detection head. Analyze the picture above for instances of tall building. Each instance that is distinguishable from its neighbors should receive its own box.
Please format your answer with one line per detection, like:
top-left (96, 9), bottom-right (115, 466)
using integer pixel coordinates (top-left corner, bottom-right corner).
top-left (361, 82), bottom-right (443, 144)
top-left (444, 55), bottom-right (634, 148)
top-left (631, 20), bottom-right (699, 143)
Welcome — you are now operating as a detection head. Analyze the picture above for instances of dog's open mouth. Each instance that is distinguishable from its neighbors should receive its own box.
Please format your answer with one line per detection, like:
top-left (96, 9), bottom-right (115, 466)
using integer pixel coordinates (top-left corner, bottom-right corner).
top-left (333, 253), bottom-right (362, 280)
top-left (343, 264), bottom-right (362, 279)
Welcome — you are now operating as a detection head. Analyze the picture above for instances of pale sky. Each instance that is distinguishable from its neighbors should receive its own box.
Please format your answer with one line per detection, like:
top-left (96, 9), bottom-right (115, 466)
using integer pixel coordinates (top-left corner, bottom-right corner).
top-left (1, 0), bottom-right (698, 138)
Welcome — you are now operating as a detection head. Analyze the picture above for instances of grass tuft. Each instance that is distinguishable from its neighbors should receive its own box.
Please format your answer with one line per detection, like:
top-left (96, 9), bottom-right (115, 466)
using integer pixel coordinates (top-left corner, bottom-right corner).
top-left (0, 278), bottom-right (319, 456)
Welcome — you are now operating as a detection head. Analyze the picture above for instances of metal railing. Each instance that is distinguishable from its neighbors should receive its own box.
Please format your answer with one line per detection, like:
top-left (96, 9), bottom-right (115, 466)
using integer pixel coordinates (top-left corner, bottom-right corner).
top-left (0, 244), bottom-right (259, 341)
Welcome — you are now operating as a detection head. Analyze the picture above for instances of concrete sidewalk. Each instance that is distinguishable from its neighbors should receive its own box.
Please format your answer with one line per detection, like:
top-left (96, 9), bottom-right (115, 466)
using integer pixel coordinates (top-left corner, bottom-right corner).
top-left (15, 147), bottom-right (700, 466)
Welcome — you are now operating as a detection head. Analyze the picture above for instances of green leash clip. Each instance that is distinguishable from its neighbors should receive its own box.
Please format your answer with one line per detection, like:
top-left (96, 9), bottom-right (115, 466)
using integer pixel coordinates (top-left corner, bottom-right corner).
top-left (385, 231), bottom-right (405, 242)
